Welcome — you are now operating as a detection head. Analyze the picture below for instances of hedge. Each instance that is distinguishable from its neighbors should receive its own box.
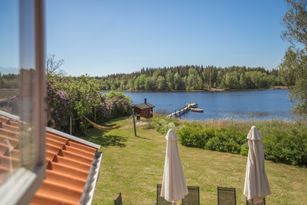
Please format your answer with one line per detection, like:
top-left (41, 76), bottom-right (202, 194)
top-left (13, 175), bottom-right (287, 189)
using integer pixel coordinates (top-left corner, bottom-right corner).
top-left (177, 121), bottom-right (307, 166)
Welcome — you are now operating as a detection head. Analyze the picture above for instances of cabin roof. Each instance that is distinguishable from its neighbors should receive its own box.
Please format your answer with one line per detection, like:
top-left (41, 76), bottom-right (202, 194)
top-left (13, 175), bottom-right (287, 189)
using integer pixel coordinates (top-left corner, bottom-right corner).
top-left (0, 111), bottom-right (102, 205)
top-left (133, 103), bottom-right (155, 109)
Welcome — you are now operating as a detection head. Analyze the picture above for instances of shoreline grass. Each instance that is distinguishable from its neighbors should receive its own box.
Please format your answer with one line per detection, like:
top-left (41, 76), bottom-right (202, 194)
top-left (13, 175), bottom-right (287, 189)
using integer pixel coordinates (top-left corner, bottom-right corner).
top-left (89, 117), bottom-right (307, 205)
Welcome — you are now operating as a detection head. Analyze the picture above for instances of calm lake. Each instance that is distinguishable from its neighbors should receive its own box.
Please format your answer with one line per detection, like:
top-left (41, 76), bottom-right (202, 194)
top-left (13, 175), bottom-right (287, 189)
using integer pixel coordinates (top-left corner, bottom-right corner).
top-left (125, 89), bottom-right (296, 121)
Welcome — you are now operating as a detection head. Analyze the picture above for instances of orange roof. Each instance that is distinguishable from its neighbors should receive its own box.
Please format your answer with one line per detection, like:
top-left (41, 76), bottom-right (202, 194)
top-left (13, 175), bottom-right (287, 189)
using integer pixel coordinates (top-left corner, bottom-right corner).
top-left (0, 113), bottom-right (102, 205)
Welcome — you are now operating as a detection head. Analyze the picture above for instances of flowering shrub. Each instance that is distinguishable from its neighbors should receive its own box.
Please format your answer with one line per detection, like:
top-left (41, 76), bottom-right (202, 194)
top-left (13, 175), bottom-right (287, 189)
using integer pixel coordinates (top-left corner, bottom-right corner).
top-left (96, 91), bottom-right (132, 121)
top-left (47, 81), bottom-right (72, 132)
top-left (47, 75), bottom-right (132, 135)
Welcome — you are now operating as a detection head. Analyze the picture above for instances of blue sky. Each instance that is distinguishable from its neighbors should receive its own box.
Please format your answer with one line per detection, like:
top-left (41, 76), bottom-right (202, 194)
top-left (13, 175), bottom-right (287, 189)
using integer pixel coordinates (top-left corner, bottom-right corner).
top-left (1, 0), bottom-right (289, 76)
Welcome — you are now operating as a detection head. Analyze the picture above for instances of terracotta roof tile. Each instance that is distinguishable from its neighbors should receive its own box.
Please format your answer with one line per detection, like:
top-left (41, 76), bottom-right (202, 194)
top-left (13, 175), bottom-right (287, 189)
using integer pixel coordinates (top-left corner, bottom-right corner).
top-left (31, 193), bottom-right (78, 205)
top-left (0, 113), bottom-right (102, 205)
top-left (56, 156), bottom-right (91, 171)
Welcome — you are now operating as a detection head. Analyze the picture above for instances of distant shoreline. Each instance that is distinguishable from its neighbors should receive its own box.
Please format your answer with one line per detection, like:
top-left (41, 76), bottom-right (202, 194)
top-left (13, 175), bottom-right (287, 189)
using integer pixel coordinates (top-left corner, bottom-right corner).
top-left (102, 86), bottom-right (289, 93)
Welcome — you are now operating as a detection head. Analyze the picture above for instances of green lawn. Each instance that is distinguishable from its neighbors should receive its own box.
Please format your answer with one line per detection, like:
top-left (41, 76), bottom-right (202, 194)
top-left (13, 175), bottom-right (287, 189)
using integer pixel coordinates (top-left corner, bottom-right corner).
top-left (88, 117), bottom-right (307, 205)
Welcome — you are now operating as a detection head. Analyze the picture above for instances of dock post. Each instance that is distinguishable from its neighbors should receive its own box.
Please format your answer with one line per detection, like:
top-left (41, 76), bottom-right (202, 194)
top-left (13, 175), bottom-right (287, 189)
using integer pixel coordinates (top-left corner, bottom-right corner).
top-left (132, 110), bottom-right (137, 137)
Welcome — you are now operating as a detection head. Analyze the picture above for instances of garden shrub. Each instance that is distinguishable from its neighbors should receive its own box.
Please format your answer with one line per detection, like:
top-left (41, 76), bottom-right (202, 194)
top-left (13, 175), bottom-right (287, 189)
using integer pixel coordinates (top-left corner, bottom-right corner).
top-left (152, 116), bottom-right (177, 134)
top-left (177, 123), bottom-right (213, 148)
top-left (263, 123), bottom-right (307, 165)
top-left (176, 120), bottom-right (307, 166)
top-left (204, 128), bottom-right (243, 154)
top-left (97, 91), bottom-right (132, 120)
top-left (240, 143), bottom-right (249, 156)
top-left (178, 123), bottom-right (244, 154)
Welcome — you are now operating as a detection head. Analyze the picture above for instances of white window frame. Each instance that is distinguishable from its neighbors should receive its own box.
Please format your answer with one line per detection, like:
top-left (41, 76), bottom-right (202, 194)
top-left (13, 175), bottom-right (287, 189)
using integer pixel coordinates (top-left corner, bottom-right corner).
top-left (0, 0), bottom-right (46, 204)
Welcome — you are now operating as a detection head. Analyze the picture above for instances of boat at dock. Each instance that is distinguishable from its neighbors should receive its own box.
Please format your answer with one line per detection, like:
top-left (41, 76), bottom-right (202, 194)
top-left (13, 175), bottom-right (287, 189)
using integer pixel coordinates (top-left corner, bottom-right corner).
top-left (190, 107), bottom-right (204, 112)
top-left (189, 103), bottom-right (198, 108)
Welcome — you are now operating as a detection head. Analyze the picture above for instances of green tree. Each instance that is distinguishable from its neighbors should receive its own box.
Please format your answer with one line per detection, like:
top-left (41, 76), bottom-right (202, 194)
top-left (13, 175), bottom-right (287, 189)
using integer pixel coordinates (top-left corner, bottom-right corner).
top-left (222, 72), bottom-right (240, 89)
top-left (280, 49), bottom-right (307, 113)
top-left (133, 75), bottom-right (146, 90)
top-left (280, 0), bottom-right (307, 114)
top-left (249, 71), bottom-right (270, 88)
top-left (63, 76), bottom-right (101, 117)
top-left (145, 77), bottom-right (156, 90)
top-left (165, 70), bottom-right (174, 90)
top-left (279, 48), bottom-right (299, 86)
top-left (173, 72), bottom-right (185, 90)
top-left (156, 76), bottom-right (167, 90)
top-left (282, 0), bottom-right (307, 46)
top-left (128, 79), bottom-right (134, 90)
top-left (186, 68), bottom-right (202, 90)
top-left (239, 73), bottom-right (247, 88)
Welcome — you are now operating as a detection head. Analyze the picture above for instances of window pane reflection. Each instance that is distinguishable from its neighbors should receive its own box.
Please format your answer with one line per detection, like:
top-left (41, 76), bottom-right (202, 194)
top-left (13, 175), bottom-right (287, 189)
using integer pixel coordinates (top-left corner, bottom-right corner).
top-left (0, 0), bottom-right (44, 184)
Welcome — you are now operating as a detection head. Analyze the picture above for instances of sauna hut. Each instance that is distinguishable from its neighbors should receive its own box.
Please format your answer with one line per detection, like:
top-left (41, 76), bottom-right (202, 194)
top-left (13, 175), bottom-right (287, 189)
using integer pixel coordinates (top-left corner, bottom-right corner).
top-left (133, 98), bottom-right (155, 119)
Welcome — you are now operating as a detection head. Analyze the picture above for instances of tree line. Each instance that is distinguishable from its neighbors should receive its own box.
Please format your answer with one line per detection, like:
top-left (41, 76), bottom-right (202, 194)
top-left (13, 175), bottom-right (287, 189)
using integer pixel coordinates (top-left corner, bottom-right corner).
top-left (99, 66), bottom-right (284, 91)
top-left (0, 73), bottom-right (18, 89)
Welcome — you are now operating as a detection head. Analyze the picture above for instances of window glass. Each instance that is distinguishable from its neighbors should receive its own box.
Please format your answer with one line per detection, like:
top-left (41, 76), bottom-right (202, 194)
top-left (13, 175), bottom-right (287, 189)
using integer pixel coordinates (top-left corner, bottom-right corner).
top-left (0, 0), bottom-right (45, 191)
top-left (0, 0), bottom-right (21, 184)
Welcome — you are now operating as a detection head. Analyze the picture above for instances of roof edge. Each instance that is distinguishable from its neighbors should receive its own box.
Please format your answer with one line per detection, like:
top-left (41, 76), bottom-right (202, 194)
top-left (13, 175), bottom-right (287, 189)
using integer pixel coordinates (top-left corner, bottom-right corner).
top-left (47, 127), bottom-right (101, 149)
top-left (0, 110), bottom-right (101, 149)
top-left (133, 103), bottom-right (155, 108)
top-left (80, 152), bottom-right (103, 205)
top-left (0, 110), bottom-right (20, 121)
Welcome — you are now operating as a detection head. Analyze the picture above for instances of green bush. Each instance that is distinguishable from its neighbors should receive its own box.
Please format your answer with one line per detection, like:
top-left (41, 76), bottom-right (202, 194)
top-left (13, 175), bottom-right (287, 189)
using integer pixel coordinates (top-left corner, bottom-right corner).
top-left (214, 128), bottom-right (245, 154)
top-left (178, 123), bottom-right (244, 154)
top-left (240, 143), bottom-right (249, 156)
top-left (177, 120), bottom-right (307, 166)
top-left (177, 123), bottom-right (214, 148)
top-left (262, 123), bottom-right (307, 165)
top-left (152, 116), bottom-right (177, 134)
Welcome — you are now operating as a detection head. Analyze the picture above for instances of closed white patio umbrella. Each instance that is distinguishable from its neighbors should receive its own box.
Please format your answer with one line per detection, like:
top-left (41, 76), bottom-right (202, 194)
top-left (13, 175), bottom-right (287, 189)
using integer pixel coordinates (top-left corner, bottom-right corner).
top-left (161, 129), bottom-right (188, 204)
top-left (244, 126), bottom-right (271, 205)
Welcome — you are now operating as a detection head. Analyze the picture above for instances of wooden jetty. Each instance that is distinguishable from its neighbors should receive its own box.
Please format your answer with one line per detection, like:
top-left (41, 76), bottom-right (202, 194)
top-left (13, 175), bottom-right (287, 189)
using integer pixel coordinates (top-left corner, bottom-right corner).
top-left (167, 102), bottom-right (201, 118)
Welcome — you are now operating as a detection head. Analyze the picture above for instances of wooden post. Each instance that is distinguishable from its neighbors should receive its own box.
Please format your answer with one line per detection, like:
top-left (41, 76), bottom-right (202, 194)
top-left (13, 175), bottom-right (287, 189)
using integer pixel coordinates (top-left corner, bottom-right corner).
top-left (132, 109), bottom-right (137, 137)
top-left (94, 107), bottom-right (97, 122)
top-left (69, 115), bottom-right (72, 135)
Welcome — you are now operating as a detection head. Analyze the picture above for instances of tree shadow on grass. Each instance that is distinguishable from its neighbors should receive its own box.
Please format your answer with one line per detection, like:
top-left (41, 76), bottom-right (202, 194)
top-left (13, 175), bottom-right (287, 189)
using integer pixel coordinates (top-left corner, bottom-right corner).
top-left (135, 135), bottom-right (151, 140)
top-left (88, 134), bottom-right (127, 147)
top-left (83, 129), bottom-right (127, 147)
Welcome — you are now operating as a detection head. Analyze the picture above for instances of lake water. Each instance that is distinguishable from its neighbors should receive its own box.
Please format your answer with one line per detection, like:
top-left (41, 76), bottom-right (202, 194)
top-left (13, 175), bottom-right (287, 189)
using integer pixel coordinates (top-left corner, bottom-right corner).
top-left (125, 90), bottom-right (297, 121)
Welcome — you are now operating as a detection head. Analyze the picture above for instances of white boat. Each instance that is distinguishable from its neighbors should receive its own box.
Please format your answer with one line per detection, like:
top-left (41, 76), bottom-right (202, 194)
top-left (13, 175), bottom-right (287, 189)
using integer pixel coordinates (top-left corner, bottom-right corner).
top-left (189, 103), bottom-right (198, 108)
top-left (190, 107), bottom-right (204, 112)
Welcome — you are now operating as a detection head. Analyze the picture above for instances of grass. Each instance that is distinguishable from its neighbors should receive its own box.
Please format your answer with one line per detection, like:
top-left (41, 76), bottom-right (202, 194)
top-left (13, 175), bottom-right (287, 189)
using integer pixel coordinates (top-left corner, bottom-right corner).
top-left (87, 117), bottom-right (307, 205)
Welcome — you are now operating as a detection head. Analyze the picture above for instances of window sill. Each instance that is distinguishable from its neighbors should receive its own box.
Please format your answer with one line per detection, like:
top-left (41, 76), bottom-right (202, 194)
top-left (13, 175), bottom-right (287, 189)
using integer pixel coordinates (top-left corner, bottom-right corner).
top-left (0, 165), bottom-right (45, 205)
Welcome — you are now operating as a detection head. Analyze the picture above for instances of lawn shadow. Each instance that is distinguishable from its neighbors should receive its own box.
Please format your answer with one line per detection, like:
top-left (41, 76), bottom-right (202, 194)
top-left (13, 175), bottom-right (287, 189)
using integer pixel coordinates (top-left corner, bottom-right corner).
top-left (135, 135), bottom-right (151, 140)
top-left (105, 116), bottom-right (130, 125)
top-left (84, 128), bottom-right (127, 147)
top-left (100, 134), bottom-right (127, 147)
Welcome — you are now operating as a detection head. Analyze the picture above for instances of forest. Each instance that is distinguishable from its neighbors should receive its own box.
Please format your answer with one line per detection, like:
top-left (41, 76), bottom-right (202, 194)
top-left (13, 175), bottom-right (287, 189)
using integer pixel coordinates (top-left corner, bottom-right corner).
top-left (98, 66), bottom-right (285, 91)
top-left (0, 66), bottom-right (285, 92)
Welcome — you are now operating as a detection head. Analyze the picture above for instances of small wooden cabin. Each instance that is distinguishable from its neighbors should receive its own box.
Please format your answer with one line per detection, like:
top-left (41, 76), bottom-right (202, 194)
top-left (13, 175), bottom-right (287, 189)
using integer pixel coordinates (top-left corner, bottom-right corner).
top-left (133, 98), bottom-right (155, 119)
